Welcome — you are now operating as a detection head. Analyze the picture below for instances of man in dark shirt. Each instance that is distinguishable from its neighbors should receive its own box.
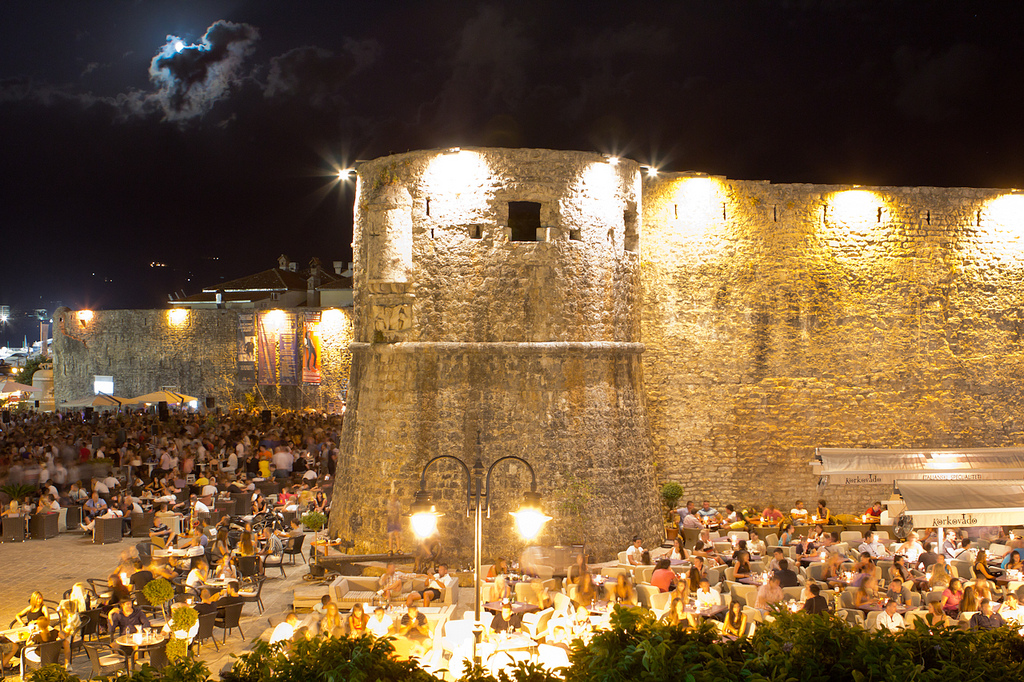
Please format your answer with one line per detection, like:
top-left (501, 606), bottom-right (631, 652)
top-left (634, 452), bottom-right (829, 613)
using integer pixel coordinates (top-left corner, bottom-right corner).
top-left (802, 584), bottom-right (830, 615)
top-left (773, 559), bottom-right (799, 588)
top-left (917, 543), bottom-right (940, 572)
top-left (489, 602), bottom-right (523, 635)
top-left (108, 601), bottom-right (151, 636)
top-left (970, 599), bottom-right (1006, 631)
top-left (397, 605), bottom-right (431, 655)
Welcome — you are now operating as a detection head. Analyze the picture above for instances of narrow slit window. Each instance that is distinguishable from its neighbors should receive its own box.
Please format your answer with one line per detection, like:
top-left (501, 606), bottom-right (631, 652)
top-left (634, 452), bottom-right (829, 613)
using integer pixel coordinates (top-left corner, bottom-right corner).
top-left (468, 225), bottom-right (482, 239)
top-left (508, 201), bottom-right (541, 241)
top-left (426, 198), bottom-right (431, 217)
top-left (569, 229), bottom-right (582, 241)
top-left (624, 204), bottom-right (639, 252)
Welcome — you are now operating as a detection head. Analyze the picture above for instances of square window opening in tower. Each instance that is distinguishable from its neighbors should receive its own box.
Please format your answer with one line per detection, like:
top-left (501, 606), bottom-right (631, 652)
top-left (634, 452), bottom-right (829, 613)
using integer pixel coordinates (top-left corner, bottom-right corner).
top-left (508, 201), bottom-right (542, 241)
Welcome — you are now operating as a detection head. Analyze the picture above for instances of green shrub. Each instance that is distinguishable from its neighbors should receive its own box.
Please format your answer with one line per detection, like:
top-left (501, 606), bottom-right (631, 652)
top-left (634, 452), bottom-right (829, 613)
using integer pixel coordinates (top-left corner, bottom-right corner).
top-left (300, 511), bottom-right (327, 532)
top-left (27, 664), bottom-right (80, 682)
top-left (142, 578), bottom-right (174, 608)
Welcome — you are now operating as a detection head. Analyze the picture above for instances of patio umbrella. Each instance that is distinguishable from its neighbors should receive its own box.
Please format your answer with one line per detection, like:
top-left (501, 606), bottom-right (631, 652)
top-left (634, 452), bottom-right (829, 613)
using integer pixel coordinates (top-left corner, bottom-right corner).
top-left (61, 394), bottom-right (133, 408)
top-left (129, 390), bottom-right (198, 405)
top-left (0, 380), bottom-right (37, 394)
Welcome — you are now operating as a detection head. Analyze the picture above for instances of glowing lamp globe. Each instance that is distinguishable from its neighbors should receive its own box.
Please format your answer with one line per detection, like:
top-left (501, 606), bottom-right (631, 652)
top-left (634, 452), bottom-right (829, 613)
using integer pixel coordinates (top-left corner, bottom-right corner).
top-left (409, 489), bottom-right (441, 538)
top-left (510, 491), bottom-right (551, 540)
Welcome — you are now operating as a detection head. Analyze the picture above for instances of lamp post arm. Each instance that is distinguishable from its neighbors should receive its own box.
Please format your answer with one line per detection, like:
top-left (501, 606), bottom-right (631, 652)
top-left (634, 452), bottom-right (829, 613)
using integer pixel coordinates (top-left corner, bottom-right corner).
top-left (418, 454), bottom-right (473, 514)
top-left (483, 455), bottom-right (538, 516)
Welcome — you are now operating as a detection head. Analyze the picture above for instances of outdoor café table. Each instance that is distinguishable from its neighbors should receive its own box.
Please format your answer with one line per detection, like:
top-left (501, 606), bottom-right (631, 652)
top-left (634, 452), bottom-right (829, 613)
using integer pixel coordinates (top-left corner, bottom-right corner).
top-left (685, 603), bottom-right (727, 619)
top-left (114, 631), bottom-right (167, 672)
top-left (483, 601), bottom-right (538, 616)
top-left (855, 601), bottom-right (908, 615)
top-left (737, 576), bottom-right (767, 586)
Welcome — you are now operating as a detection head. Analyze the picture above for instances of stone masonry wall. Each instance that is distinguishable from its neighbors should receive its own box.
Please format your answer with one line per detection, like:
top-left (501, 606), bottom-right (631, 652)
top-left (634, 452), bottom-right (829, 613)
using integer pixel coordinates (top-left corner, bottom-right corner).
top-left (642, 176), bottom-right (1024, 513)
top-left (331, 148), bottom-right (662, 561)
top-left (52, 307), bottom-right (354, 411)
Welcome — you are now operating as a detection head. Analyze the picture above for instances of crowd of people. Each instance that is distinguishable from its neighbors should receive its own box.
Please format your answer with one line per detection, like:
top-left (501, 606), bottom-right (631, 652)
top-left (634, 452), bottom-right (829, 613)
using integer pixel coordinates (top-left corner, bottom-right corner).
top-left (0, 408), bottom-right (343, 672)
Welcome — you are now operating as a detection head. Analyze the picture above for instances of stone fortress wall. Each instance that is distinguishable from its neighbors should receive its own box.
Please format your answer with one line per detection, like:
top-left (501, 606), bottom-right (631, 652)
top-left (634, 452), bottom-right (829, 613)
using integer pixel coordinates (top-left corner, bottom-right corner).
top-left (642, 175), bottom-right (1024, 513)
top-left (52, 307), bottom-right (354, 411)
top-left (331, 148), bottom-right (662, 560)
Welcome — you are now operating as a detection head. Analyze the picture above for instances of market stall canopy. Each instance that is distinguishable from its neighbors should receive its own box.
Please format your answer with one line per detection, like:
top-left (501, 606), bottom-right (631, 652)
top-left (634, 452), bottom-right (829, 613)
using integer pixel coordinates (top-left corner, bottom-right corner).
top-left (899, 479), bottom-right (1024, 527)
top-left (0, 379), bottom-right (38, 394)
top-left (129, 390), bottom-right (198, 405)
top-left (61, 394), bottom-right (133, 408)
top-left (815, 447), bottom-right (1024, 485)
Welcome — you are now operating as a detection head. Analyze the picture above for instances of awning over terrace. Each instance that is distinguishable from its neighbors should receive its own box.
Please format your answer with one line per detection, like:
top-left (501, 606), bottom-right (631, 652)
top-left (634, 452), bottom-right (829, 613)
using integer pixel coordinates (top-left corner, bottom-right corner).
top-left (898, 479), bottom-right (1024, 527)
top-left (815, 447), bottom-right (1024, 485)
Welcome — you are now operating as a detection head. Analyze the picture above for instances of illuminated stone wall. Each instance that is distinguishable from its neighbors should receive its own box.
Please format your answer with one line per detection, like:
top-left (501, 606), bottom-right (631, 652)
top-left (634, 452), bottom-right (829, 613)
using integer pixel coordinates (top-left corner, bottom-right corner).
top-left (331, 148), bottom-right (661, 560)
top-left (52, 307), bottom-right (354, 411)
top-left (642, 176), bottom-right (1024, 511)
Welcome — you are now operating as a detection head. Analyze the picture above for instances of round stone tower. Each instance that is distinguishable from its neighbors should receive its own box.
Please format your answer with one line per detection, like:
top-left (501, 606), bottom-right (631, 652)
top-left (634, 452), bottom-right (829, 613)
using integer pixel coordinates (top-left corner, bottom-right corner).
top-left (329, 147), bottom-right (661, 561)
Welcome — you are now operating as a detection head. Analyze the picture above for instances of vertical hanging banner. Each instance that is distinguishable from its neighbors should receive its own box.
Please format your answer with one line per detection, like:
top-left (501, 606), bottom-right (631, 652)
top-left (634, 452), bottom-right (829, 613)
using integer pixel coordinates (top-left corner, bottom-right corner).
top-left (278, 312), bottom-right (300, 386)
top-left (237, 312), bottom-right (256, 385)
top-left (302, 312), bottom-right (322, 385)
top-left (256, 312), bottom-right (277, 385)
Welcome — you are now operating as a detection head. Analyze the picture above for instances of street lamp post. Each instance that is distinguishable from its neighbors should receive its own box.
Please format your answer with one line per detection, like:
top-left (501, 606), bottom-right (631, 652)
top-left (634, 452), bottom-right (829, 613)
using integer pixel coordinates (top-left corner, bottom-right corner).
top-left (409, 451), bottom-right (550, 664)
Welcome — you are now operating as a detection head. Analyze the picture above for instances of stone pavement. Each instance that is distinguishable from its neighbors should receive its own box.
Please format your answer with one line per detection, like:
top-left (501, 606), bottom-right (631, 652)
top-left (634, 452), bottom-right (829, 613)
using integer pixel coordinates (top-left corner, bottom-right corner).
top-left (0, 530), bottom-right (321, 680)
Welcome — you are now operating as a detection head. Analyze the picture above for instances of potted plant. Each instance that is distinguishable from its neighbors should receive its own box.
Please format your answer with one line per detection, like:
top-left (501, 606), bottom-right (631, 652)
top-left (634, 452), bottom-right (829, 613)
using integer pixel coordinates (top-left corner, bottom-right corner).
top-left (142, 577), bottom-right (175, 621)
top-left (660, 482), bottom-right (683, 540)
top-left (301, 510), bottom-right (327, 536)
top-left (167, 604), bottom-right (198, 661)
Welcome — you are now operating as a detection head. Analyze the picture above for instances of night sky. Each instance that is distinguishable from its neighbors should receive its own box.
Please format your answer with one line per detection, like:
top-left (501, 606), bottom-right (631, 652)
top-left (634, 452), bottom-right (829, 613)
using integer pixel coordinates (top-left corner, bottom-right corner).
top-left (1, 0), bottom-right (1023, 344)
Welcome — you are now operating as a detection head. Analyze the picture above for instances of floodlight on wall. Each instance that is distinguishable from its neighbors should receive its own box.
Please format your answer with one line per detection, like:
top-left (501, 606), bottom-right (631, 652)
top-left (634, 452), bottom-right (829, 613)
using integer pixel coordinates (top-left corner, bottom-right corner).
top-left (987, 193), bottom-right (1024, 228)
top-left (641, 165), bottom-right (658, 178)
top-left (167, 308), bottom-right (188, 326)
top-left (77, 310), bottom-right (93, 326)
top-left (829, 189), bottom-right (880, 224)
top-left (444, 147), bottom-right (461, 154)
top-left (606, 155), bottom-right (620, 166)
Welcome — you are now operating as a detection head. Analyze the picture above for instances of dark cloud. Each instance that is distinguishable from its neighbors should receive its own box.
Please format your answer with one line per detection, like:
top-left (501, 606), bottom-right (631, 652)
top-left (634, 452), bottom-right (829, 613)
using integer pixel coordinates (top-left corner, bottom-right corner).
top-left (264, 39), bottom-right (380, 107)
top-left (148, 20), bottom-right (260, 121)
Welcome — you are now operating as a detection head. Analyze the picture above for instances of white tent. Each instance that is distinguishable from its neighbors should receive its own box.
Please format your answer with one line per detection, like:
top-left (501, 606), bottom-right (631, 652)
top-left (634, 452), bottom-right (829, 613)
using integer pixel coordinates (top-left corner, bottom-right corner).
top-left (898, 479), bottom-right (1024, 528)
top-left (815, 447), bottom-right (1024, 485)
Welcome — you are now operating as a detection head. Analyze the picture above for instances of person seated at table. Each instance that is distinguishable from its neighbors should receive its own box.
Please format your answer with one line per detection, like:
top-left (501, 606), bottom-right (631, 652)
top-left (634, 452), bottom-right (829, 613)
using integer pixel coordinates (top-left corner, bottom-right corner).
top-left (15, 591), bottom-right (49, 627)
top-left (748, 531), bottom-right (766, 557)
top-left (894, 532), bottom-right (924, 565)
top-left (874, 599), bottom-right (905, 633)
top-left (941, 532), bottom-right (961, 560)
top-left (761, 504), bottom-right (783, 524)
top-left (974, 549), bottom-right (1003, 580)
top-left (575, 572), bottom-right (599, 607)
top-left (625, 537), bottom-right (645, 566)
top-left (213, 554), bottom-right (237, 582)
top-left (961, 585), bottom-right (981, 615)
top-left (733, 551), bottom-right (753, 581)
top-left (778, 523), bottom-right (796, 547)
top-left (858, 532), bottom-right (885, 558)
top-left (809, 499), bottom-right (829, 524)
top-left (970, 598), bottom-right (1005, 631)
top-left (148, 515), bottom-right (173, 549)
top-left (661, 598), bottom-right (697, 630)
top-left (767, 548), bottom-right (785, 573)
top-left (1, 615), bottom-right (54, 671)
top-left (186, 560), bottom-right (209, 589)
top-left (917, 542), bottom-right (940, 572)
top-left (668, 536), bottom-right (685, 561)
top-left (681, 508), bottom-right (703, 530)
top-left (269, 613), bottom-right (298, 645)
top-left (927, 554), bottom-right (952, 589)
top-left (696, 500), bottom-right (720, 525)
top-left (486, 558), bottom-right (509, 579)
top-left (235, 531), bottom-right (256, 557)
top-left (609, 573), bottom-right (638, 606)
top-left (885, 578), bottom-right (909, 606)
top-left (210, 528), bottom-right (231, 564)
top-left (787, 500), bottom-right (808, 524)
top-left (55, 599), bottom-right (81, 665)
top-left (108, 600), bottom-right (151, 636)
top-left (366, 606), bottom-right (393, 638)
top-left (66, 583), bottom-right (93, 613)
top-left (888, 556), bottom-right (912, 585)
top-left (567, 553), bottom-right (590, 585)
top-left (694, 578), bottom-right (720, 610)
top-left (852, 578), bottom-right (880, 607)
top-left (754, 575), bottom-right (784, 611)
top-left (997, 593), bottom-right (1024, 626)
top-left (969, 576), bottom-right (994, 603)
top-left (490, 574), bottom-right (512, 603)
top-left (488, 599), bottom-right (523, 637)
top-left (923, 597), bottom-right (947, 627)
top-left (35, 493), bottom-right (59, 514)
top-left (863, 501), bottom-right (883, 521)
top-left (941, 578), bottom-right (964, 616)
top-left (397, 604), bottom-right (432, 655)
top-left (802, 583), bottom-right (830, 615)
top-left (651, 558), bottom-right (676, 592)
top-left (773, 559), bottom-right (799, 588)
top-left (820, 554), bottom-right (845, 589)
top-left (407, 564), bottom-right (450, 607)
top-left (720, 601), bottom-right (746, 637)
top-left (1003, 549), bottom-right (1024, 572)
top-left (850, 555), bottom-right (876, 585)
top-left (687, 556), bottom-right (707, 589)
top-left (378, 562), bottom-right (406, 602)
top-left (193, 589), bottom-right (219, 616)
